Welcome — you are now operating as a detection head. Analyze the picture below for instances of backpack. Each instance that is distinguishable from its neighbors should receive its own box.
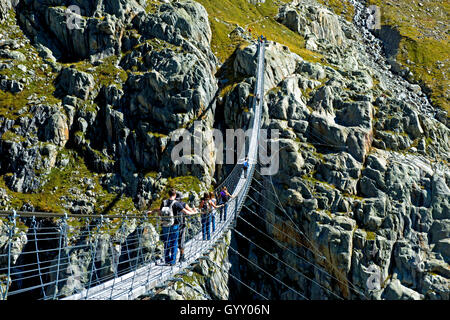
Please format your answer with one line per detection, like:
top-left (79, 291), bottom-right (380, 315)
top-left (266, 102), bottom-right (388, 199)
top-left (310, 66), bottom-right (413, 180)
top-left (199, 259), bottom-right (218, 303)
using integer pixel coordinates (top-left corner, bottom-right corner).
top-left (160, 199), bottom-right (177, 227)
top-left (243, 161), bottom-right (249, 169)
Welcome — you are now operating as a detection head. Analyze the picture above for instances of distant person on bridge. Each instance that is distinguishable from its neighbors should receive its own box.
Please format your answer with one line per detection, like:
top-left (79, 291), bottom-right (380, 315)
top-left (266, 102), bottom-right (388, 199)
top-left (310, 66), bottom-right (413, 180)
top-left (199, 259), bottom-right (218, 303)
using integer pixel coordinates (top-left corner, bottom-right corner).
top-left (200, 193), bottom-right (212, 241)
top-left (175, 192), bottom-right (197, 263)
top-left (160, 189), bottom-right (196, 266)
top-left (218, 186), bottom-right (235, 222)
top-left (242, 156), bottom-right (249, 178)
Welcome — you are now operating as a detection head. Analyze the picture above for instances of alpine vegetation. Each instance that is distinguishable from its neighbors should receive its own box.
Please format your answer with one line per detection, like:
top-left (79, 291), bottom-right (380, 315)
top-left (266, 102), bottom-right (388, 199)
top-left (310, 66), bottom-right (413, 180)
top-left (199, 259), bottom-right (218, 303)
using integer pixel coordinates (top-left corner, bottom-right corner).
top-left (0, 0), bottom-right (448, 301)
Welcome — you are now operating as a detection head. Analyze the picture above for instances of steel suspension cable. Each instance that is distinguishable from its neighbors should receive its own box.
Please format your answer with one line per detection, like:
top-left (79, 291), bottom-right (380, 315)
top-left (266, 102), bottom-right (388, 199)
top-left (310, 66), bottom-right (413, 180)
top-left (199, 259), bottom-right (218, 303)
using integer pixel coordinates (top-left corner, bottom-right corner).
top-left (244, 194), bottom-right (326, 259)
top-left (227, 244), bottom-right (308, 300)
top-left (236, 212), bottom-right (367, 299)
top-left (201, 255), bottom-right (269, 300)
top-left (253, 169), bottom-right (369, 299)
top-left (250, 178), bottom-right (347, 262)
top-left (234, 216), bottom-right (344, 299)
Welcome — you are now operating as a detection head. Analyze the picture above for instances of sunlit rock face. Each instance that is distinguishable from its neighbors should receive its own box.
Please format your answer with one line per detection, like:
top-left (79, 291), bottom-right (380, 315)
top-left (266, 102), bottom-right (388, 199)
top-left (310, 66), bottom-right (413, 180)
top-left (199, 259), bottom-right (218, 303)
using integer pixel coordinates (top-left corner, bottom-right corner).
top-left (0, 0), bottom-right (448, 301)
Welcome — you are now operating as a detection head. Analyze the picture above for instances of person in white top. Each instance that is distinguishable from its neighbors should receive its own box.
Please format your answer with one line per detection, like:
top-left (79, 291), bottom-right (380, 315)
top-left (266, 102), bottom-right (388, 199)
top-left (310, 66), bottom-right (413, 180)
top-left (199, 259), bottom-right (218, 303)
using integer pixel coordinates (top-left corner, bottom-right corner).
top-left (208, 191), bottom-right (222, 233)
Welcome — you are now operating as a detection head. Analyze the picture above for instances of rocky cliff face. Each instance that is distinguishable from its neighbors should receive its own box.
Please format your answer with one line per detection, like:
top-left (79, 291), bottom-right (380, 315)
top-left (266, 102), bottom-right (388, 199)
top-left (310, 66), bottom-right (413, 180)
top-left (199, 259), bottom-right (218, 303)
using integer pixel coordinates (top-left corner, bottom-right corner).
top-left (0, 0), bottom-right (218, 201)
top-left (227, 0), bottom-right (449, 300)
top-left (0, 0), bottom-right (448, 300)
top-left (0, 0), bottom-right (218, 299)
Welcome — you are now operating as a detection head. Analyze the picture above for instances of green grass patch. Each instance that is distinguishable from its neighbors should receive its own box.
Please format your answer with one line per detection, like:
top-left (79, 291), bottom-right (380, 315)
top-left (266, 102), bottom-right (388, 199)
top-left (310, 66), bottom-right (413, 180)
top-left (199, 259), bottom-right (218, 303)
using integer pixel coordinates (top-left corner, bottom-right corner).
top-left (1, 130), bottom-right (26, 143)
top-left (365, 230), bottom-right (376, 241)
top-left (0, 9), bottom-right (61, 119)
top-left (148, 131), bottom-right (168, 139)
top-left (62, 55), bottom-right (128, 91)
top-left (0, 149), bottom-right (136, 215)
top-left (196, 0), bottom-right (323, 63)
top-left (317, 0), bottom-right (355, 22)
top-left (143, 0), bottom-right (164, 14)
top-left (144, 171), bottom-right (159, 179)
top-left (302, 174), bottom-right (337, 190)
top-left (367, 0), bottom-right (450, 115)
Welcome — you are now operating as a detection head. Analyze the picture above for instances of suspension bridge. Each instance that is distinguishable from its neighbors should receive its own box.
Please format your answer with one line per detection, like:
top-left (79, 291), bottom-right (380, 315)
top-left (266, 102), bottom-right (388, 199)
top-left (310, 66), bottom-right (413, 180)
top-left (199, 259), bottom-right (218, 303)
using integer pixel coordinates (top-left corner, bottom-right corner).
top-left (0, 39), bottom-right (369, 300)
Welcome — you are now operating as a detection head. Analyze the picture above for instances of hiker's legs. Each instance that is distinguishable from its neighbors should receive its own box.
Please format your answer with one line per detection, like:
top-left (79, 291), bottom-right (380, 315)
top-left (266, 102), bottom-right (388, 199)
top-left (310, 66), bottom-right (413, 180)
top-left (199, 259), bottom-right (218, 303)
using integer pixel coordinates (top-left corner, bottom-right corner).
top-left (223, 203), bottom-right (228, 221)
top-left (167, 226), bottom-right (175, 264)
top-left (168, 225), bottom-right (179, 265)
top-left (211, 211), bottom-right (216, 233)
top-left (201, 214), bottom-right (207, 240)
top-left (206, 214), bottom-right (211, 240)
top-left (178, 225), bottom-right (186, 262)
top-left (179, 247), bottom-right (184, 261)
top-left (161, 226), bottom-right (171, 264)
top-left (218, 203), bottom-right (223, 221)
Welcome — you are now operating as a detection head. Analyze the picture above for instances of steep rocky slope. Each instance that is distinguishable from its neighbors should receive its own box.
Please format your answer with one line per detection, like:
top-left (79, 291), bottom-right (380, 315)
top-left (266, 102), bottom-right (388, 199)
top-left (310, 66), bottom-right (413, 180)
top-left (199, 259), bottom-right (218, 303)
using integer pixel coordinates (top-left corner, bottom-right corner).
top-left (0, 0), bottom-right (449, 300)
top-left (365, 0), bottom-right (449, 115)
top-left (0, 0), bottom-right (218, 298)
top-left (227, 0), bottom-right (449, 300)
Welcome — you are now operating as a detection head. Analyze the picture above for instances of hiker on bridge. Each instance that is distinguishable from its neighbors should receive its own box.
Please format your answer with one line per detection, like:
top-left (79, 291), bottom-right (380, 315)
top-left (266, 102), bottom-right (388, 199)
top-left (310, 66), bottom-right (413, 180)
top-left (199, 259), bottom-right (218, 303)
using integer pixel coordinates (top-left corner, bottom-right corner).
top-left (242, 156), bottom-right (249, 178)
top-left (160, 189), bottom-right (197, 266)
top-left (175, 192), bottom-right (197, 263)
top-left (200, 193), bottom-right (212, 240)
top-left (208, 191), bottom-right (222, 234)
top-left (218, 186), bottom-right (235, 222)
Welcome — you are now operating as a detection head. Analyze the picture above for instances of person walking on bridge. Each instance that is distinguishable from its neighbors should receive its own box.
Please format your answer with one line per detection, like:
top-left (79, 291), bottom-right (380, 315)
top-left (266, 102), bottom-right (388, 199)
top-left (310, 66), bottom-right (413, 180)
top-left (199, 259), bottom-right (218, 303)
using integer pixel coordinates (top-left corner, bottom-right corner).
top-left (208, 191), bottom-right (222, 234)
top-left (159, 189), bottom-right (194, 266)
top-left (175, 192), bottom-right (197, 263)
top-left (242, 156), bottom-right (249, 178)
top-left (200, 193), bottom-right (212, 241)
top-left (218, 186), bottom-right (235, 222)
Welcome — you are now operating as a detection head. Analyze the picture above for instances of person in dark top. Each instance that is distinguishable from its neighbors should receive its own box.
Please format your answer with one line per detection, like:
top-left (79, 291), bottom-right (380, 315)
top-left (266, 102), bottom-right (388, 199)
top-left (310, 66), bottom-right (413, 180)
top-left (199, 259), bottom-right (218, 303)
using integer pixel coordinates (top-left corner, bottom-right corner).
top-left (175, 192), bottom-right (197, 263)
top-left (218, 186), bottom-right (235, 222)
top-left (159, 189), bottom-right (195, 266)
